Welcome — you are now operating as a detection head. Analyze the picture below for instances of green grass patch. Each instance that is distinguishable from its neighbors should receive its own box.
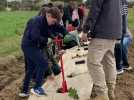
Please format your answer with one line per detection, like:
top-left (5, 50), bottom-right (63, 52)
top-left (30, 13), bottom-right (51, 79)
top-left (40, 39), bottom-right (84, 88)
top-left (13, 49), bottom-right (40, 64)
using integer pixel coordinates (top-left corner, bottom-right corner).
top-left (128, 8), bottom-right (134, 30)
top-left (0, 11), bottom-right (36, 56)
top-left (0, 11), bottom-right (36, 38)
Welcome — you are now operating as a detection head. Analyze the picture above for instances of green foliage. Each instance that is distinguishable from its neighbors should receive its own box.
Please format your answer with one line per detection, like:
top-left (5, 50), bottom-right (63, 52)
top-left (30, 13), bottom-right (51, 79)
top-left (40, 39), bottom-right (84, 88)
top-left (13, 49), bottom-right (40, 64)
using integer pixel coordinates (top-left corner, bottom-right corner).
top-left (8, 1), bottom-right (21, 11)
top-left (0, 0), bottom-right (6, 6)
top-left (0, 5), bottom-right (5, 11)
top-left (0, 0), bottom-right (6, 11)
top-left (68, 87), bottom-right (79, 100)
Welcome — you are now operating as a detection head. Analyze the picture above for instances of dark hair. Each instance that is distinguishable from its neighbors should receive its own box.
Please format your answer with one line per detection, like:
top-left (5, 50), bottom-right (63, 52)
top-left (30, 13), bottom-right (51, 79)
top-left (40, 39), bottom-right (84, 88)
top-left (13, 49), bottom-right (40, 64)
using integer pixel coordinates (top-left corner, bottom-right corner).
top-left (39, 3), bottom-right (53, 16)
top-left (46, 7), bottom-right (61, 21)
top-left (57, 4), bottom-right (64, 14)
top-left (41, 4), bottom-right (48, 7)
top-left (41, 3), bottom-right (53, 8)
top-left (47, 3), bottom-right (53, 8)
top-left (38, 7), bottom-right (49, 16)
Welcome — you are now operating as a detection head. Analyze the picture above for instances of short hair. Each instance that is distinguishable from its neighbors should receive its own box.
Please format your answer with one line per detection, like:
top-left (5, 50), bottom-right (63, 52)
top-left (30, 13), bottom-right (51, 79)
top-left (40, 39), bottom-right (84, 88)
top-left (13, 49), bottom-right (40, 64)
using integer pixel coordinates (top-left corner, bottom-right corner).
top-left (57, 4), bottom-right (64, 14)
top-left (39, 3), bottom-right (53, 16)
top-left (38, 7), bottom-right (49, 16)
top-left (41, 3), bottom-right (53, 8)
top-left (46, 7), bottom-right (61, 22)
top-left (41, 4), bottom-right (48, 7)
top-left (47, 3), bottom-right (53, 8)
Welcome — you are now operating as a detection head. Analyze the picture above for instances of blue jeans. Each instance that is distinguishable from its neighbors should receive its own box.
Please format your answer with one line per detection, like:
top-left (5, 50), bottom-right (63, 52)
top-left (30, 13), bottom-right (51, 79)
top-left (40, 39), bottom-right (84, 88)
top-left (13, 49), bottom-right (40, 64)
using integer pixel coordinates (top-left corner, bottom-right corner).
top-left (115, 14), bottom-right (131, 70)
top-left (122, 36), bottom-right (132, 67)
top-left (115, 41), bottom-right (122, 70)
top-left (115, 36), bottom-right (132, 70)
top-left (22, 45), bottom-right (48, 93)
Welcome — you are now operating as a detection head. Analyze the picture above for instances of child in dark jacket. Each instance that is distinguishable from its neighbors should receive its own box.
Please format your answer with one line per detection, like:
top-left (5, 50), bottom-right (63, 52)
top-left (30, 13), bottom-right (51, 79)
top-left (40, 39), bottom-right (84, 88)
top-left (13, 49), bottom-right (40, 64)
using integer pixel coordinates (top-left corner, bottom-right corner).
top-left (19, 7), bottom-right (68, 97)
top-left (38, 5), bottom-right (64, 79)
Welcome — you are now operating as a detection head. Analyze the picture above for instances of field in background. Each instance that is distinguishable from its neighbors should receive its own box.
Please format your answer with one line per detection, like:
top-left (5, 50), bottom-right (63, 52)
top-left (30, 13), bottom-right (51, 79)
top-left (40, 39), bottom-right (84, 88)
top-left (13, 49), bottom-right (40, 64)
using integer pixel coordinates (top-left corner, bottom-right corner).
top-left (128, 8), bottom-right (134, 30)
top-left (0, 11), bottom-right (36, 56)
top-left (0, 9), bottom-right (134, 57)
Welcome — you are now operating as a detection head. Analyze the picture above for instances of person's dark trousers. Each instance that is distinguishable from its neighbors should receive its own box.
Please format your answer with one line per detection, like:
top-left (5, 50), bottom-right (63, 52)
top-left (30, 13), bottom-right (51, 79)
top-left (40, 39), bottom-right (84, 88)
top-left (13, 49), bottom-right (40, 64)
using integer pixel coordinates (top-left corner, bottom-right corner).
top-left (122, 36), bottom-right (132, 67)
top-left (114, 13), bottom-right (128, 70)
top-left (77, 18), bottom-right (83, 32)
top-left (24, 57), bottom-right (28, 73)
top-left (22, 45), bottom-right (48, 93)
top-left (114, 41), bottom-right (123, 70)
top-left (121, 13), bottom-right (130, 67)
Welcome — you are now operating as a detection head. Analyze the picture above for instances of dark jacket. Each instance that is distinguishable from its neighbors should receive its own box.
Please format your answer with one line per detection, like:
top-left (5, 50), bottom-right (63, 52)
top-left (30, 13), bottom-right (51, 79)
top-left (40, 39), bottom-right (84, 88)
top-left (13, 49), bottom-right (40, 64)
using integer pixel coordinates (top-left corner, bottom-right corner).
top-left (22, 16), bottom-right (68, 49)
top-left (62, 5), bottom-right (79, 27)
top-left (120, 0), bottom-right (128, 35)
top-left (62, 5), bottom-right (73, 26)
top-left (83, 0), bottom-right (122, 39)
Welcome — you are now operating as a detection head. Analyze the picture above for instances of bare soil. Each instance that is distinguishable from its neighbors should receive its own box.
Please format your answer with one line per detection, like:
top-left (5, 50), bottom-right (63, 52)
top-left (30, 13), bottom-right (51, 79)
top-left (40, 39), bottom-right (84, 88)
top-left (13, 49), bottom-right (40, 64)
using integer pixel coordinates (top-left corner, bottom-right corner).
top-left (0, 44), bottom-right (134, 100)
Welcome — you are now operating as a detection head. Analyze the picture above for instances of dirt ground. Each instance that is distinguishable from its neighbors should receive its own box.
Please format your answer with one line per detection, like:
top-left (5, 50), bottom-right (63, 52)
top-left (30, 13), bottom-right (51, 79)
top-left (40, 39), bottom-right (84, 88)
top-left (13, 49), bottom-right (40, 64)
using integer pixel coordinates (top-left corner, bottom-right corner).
top-left (0, 42), bottom-right (134, 100)
top-left (115, 44), bottom-right (134, 100)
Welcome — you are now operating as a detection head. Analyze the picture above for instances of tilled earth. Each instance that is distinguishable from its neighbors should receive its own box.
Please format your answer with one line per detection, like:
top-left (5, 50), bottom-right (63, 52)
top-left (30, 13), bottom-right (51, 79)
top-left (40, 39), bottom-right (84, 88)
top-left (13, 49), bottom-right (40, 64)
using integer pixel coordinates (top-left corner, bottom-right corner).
top-left (0, 44), bottom-right (134, 100)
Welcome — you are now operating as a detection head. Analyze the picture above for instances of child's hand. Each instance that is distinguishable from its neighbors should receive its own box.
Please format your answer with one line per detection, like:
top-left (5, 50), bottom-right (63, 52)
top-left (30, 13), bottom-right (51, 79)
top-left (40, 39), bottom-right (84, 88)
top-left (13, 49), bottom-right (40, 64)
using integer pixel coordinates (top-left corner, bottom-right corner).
top-left (48, 74), bottom-right (55, 81)
top-left (80, 32), bottom-right (88, 42)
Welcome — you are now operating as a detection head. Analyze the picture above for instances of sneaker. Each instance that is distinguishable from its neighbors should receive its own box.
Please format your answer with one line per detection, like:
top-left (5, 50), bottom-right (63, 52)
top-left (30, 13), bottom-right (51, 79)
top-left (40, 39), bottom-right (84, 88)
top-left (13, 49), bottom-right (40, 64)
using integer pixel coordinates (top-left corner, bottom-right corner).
top-left (117, 69), bottom-right (124, 75)
top-left (31, 87), bottom-right (47, 96)
top-left (123, 66), bottom-right (133, 71)
top-left (19, 92), bottom-right (29, 97)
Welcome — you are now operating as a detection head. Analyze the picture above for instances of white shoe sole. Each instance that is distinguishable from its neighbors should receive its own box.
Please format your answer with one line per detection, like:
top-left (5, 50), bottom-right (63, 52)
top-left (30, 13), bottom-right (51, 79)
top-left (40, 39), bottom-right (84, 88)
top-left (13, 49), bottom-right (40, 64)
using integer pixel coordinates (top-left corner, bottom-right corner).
top-left (117, 70), bottom-right (124, 75)
top-left (124, 66), bottom-right (133, 71)
top-left (30, 88), bottom-right (47, 97)
top-left (19, 93), bottom-right (29, 97)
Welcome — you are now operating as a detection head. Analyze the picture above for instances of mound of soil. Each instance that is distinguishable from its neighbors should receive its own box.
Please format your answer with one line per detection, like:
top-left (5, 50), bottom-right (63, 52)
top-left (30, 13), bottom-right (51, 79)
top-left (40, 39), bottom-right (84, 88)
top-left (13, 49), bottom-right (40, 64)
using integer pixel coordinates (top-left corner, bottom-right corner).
top-left (0, 55), bottom-right (25, 100)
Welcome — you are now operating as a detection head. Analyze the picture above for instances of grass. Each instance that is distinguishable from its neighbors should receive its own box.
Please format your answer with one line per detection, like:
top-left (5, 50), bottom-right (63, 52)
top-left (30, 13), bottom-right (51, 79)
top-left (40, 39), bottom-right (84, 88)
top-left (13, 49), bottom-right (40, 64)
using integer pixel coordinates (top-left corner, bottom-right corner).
top-left (0, 11), bottom-right (36, 57)
top-left (68, 88), bottom-right (79, 100)
top-left (128, 8), bottom-right (134, 30)
top-left (0, 8), bottom-right (134, 57)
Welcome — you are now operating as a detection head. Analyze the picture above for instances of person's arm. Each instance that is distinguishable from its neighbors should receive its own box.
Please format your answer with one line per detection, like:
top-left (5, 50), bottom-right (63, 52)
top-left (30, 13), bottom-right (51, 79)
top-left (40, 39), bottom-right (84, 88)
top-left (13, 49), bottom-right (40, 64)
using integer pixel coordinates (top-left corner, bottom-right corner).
top-left (83, 0), bottom-right (104, 34)
top-left (52, 24), bottom-right (69, 37)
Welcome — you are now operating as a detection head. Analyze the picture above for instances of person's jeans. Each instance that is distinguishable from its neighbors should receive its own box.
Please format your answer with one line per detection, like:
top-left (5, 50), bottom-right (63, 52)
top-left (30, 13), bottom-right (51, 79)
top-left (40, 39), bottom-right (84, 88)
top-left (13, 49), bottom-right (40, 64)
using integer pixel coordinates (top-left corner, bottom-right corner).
top-left (122, 36), bottom-right (132, 67)
top-left (114, 41), bottom-right (122, 70)
top-left (115, 36), bottom-right (132, 70)
top-left (22, 45), bottom-right (48, 93)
